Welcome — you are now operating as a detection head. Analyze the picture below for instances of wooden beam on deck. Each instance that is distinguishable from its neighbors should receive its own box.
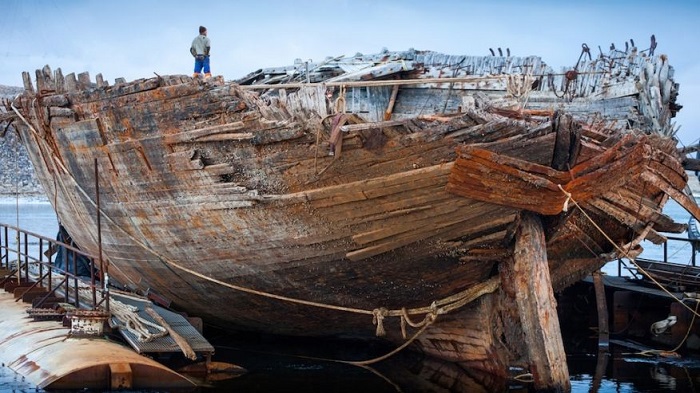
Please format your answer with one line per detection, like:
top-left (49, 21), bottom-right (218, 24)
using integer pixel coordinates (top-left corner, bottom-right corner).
top-left (502, 212), bottom-right (570, 391)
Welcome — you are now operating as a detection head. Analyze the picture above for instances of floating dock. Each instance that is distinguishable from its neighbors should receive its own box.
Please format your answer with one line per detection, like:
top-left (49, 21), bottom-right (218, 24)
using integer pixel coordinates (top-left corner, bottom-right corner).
top-left (0, 283), bottom-right (195, 390)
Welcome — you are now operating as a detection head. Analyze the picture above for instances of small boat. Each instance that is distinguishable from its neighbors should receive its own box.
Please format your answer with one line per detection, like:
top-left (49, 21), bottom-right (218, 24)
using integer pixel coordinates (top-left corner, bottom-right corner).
top-left (2, 37), bottom-right (699, 390)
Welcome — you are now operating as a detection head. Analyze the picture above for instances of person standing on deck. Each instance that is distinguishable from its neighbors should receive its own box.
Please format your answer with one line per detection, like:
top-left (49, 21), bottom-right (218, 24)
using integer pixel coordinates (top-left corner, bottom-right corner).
top-left (190, 26), bottom-right (211, 79)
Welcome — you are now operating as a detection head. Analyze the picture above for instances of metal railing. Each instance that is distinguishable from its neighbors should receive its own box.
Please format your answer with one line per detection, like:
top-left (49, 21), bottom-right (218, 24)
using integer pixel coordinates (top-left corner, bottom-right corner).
top-left (615, 235), bottom-right (700, 278)
top-left (663, 236), bottom-right (699, 266)
top-left (0, 222), bottom-right (109, 311)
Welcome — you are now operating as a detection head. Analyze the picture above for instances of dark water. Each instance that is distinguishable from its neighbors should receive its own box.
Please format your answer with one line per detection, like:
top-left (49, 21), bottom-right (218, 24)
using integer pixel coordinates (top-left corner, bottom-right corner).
top-left (4, 332), bottom-right (700, 392)
top-left (2, 200), bottom-right (700, 392)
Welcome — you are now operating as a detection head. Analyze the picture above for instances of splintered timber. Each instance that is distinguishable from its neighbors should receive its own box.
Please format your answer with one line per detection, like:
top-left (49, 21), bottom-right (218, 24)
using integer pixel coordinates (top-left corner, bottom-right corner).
top-left (3, 39), bottom-right (699, 391)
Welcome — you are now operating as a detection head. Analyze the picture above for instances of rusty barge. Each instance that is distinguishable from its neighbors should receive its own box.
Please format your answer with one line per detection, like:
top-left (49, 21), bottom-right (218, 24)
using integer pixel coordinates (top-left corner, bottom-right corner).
top-left (3, 38), bottom-right (700, 390)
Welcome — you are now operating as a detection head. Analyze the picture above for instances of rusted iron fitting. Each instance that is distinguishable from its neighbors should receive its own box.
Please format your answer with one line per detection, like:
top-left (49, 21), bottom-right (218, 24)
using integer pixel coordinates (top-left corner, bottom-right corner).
top-left (565, 70), bottom-right (578, 81)
top-left (67, 309), bottom-right (111, 337)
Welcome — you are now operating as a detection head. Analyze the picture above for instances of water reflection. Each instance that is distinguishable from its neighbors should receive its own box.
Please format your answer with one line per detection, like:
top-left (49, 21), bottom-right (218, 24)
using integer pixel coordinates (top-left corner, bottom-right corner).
top-left (198, 331), bottom-right (523, 392)
top-left (197, 333), bottom-right (700, 392)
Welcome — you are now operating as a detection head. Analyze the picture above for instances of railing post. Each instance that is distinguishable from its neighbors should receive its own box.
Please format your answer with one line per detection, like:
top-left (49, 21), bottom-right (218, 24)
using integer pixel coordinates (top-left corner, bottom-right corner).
top-left (63, 249), bottom-right (69, 303)
top-left (38, 238), bottom-right (44, 288)
top-left (15, 228), bottom-right (21, 282)
top-left (0, 225), bottom-right (3, 269)
top-left (663, 241), bottom-right (668, 263)
top-left (617, 258), bottom-right (622, 277)
top-left (23, 232), bottom-right (29, 282)
top-left (72, 249), bottom-right (79, 307)
top-left (2, 226), bottom-right (7, 268)
top-left (91, 258), bottom-right (96, 309)
top-left (47, 240), bottom-right (53, 293)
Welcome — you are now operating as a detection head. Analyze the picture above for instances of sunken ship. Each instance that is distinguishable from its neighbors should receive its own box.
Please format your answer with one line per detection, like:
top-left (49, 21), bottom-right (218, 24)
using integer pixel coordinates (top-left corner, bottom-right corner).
top-left (3, 37), bottom-right (699, 390)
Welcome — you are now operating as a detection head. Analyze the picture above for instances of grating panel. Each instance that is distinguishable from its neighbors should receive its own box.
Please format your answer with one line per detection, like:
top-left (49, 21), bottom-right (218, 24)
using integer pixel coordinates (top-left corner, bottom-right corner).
top-left (111, 293), bottom-right (214, 354)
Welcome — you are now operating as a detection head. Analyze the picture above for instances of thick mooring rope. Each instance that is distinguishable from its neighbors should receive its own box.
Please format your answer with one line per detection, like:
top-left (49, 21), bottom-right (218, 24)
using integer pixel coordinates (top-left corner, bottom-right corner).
top-left (558, 185), bottom-right (700, 319)
top-left (11, 97), bottom-right (503, 365)
top-left (109, 298), bottom-right (168, 342)
top-left (12, 100), bottom-right (500, 331)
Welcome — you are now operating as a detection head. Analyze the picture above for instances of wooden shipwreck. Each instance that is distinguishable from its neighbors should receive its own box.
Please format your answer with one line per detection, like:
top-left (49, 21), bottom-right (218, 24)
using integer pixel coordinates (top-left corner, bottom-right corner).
top-left (3, 38), bottom-right (699, 391)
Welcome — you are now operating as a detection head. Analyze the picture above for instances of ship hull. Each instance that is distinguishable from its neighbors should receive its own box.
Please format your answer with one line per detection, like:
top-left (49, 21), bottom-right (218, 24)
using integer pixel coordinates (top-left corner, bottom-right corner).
top-left (4, 47), bottom-right (698, 386)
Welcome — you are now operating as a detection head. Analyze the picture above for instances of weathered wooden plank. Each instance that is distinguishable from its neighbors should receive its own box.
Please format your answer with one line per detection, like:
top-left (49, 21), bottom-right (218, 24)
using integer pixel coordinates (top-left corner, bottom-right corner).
top-left (303, 163), bottom-right (453, 203)
top-left (340, 119), bottom-right (405, 132)
top-left (500, 212), bottom-right (570, 391)
top-left (164, 122), bottom-right (247, 143)
top-left (641, 171), bottom-right (700, 221)
top-left (165, 149), bottom-right (205, 171)
top-left (22, 71), bottom-right (34, 93)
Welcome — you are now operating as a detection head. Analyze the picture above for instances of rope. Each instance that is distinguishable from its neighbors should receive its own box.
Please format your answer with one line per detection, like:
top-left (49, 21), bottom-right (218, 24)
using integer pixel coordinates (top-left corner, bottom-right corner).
top-left (110, 298), bottom-right (168, 342)
top-left (12, 98), bottom-right (502, 331)
top-left (347, 312), bottom-right (437, 366)
top-left (62, 282), bottom-right (170, 344)
top-left (9, 87), bottom-right (507, 369)
top-left (557, 185), bottom-right (700, 320)
top-left (513, 373), bottom-right (535, 383)
top-left (670, 298), bottom-right (700, 353)
top-left (11, 102), bottom-right (140, 289)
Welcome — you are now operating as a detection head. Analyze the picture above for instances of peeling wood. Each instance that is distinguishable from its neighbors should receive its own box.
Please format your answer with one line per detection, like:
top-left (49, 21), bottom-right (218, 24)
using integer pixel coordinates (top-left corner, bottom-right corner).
top-left (4, 45), bottom-right (690, 386)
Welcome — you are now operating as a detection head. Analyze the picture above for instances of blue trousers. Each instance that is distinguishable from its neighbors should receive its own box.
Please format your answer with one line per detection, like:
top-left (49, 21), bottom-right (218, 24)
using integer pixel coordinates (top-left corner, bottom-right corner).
top-left (194, 56), bottom-right (210, 74)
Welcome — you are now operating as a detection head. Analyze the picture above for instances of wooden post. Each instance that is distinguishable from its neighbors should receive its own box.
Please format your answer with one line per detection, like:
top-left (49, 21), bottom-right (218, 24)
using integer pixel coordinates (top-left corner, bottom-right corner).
top-left (384, 84), bottom-right (399, 120)
top-left (592, 271), bottom-right (610, 347)
top-left (109, 363), bottom-right (132, 389)
top-left (503, 212), bottom-right (570, 391)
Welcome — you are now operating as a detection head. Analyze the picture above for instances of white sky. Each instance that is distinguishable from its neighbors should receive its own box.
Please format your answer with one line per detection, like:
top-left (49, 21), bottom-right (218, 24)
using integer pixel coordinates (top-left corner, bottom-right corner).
top-left (0, 0), bottom-right (698, 146)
